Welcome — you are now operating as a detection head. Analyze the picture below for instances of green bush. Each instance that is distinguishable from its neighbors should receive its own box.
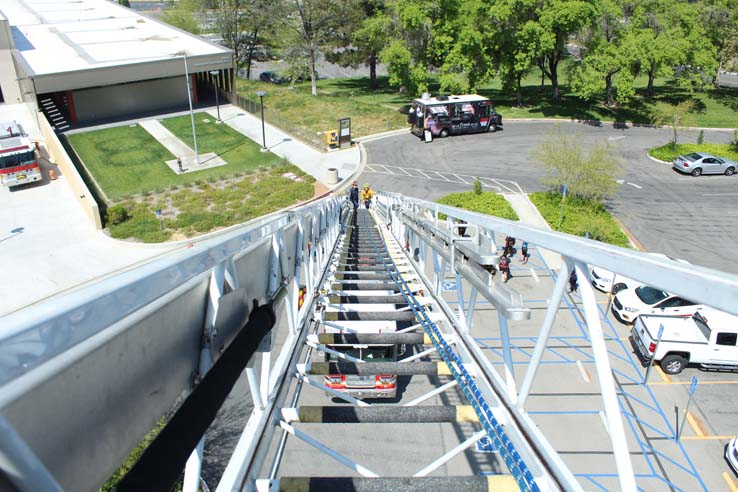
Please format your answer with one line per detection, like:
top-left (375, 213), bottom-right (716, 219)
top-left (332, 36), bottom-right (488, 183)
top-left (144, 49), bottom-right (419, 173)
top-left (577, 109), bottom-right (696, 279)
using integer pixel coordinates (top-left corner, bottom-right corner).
top-left (105, 205), bottom-right (129, 226)
top-left (436, 191), bottom-right (518, 221)
top-left (529, 192), bottom-right (629, 247)
top-left (473, 177), bottom-right (483, 195)
top-left (648, 143), bottom-right (738, 162)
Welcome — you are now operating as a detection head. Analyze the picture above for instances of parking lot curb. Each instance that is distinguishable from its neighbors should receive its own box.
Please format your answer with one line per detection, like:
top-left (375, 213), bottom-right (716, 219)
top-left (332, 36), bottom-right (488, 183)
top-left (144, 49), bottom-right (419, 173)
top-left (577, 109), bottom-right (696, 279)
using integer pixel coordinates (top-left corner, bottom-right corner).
top-left (612, 216), bottom-right (646, 251)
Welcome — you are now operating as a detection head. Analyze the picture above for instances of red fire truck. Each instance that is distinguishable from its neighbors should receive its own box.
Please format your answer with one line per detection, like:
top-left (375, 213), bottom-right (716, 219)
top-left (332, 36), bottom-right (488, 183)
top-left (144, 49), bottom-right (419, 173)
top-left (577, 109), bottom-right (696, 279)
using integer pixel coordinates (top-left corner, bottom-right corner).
top-left (1, 122), bottom-right (42, 188)
top-left (408, 94), bottom-right (502, 140)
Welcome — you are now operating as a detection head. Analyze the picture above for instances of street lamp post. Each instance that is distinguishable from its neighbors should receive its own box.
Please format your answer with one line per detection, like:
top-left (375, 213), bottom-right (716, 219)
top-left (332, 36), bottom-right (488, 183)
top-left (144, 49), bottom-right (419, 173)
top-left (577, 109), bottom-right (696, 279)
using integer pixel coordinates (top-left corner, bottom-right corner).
top-left (181, 51), bottom-right (200, 165)
top-left (209, 70), bottom-right (221, 123)
top-left (256, 91), bottom-right (267, 151)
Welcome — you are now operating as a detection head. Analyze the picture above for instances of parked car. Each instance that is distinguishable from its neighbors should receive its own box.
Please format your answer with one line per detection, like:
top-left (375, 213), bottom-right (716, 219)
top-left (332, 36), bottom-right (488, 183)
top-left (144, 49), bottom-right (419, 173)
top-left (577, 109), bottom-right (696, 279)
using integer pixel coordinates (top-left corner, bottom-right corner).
top-left (727, 436), bottom-right (738, 475)
top-left (631, 309), bottom-right (738, 374)
top-left (612, 286), bottom-right (705, 324)
top-left (589, 253), bottom-right (689, 294)
top-left (672, 152), bottom-right (737, 176)
top-left (259, 71), bottom-right (288, 84)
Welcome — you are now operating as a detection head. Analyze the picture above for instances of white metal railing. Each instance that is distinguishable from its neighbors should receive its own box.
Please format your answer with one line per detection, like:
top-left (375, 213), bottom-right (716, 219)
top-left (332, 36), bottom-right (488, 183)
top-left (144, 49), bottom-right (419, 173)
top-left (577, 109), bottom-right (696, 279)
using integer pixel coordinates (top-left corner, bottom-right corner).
top-left (2, 189), bottom-right (737, 492)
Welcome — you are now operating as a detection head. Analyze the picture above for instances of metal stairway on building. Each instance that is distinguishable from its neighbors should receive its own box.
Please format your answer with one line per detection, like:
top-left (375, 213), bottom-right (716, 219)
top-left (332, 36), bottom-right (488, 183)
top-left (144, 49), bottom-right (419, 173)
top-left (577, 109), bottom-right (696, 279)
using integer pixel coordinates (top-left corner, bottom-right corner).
top-left (2, 192), bottom-right (738, 492)
top-left (38, 95), bottom-right (70, 132)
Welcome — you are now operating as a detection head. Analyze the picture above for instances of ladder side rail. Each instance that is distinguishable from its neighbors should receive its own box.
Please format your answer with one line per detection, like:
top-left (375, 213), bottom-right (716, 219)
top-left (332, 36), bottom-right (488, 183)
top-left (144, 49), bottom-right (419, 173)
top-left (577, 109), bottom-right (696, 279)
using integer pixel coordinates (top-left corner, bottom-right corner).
top-left (216, 201), bottom-right (345, 492)
top-left (378, 193), bottom-right (738, 318)
top-left (381, 215), bottom-right (584, 492)
top-left (0, 197), bottom-right (343, 492)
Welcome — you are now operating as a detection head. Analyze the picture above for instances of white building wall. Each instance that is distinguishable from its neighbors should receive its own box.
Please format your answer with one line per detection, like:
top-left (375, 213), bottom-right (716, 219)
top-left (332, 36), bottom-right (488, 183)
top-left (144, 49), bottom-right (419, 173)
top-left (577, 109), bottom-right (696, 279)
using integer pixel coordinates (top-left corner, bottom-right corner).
top-left (0, 15), bottom-right (23, 103)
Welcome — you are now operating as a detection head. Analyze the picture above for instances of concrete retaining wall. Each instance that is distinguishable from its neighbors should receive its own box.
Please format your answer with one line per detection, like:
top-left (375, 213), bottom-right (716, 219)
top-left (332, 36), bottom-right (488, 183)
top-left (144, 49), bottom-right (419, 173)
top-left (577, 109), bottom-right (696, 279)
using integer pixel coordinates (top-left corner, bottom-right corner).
top-left (38, 113), bottom-right (103, 229)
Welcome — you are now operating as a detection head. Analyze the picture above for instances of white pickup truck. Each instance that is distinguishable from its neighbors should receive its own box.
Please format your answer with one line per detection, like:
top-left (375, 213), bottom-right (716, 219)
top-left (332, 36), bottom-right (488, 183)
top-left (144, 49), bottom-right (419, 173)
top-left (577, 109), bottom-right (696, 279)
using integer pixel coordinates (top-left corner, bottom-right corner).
top-left (631, 310), bottom-right (738, 374)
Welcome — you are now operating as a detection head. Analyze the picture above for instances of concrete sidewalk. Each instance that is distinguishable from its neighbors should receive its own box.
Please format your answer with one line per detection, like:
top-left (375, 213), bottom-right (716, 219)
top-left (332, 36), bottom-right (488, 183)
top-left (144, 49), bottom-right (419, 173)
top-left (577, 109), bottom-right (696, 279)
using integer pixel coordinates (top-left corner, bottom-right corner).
top-left (209, 105), bottom-right (360, 187)
top-left (505, 192), bottom-right (563, 270)
top-left (138, 119), bottom-right (225, 172)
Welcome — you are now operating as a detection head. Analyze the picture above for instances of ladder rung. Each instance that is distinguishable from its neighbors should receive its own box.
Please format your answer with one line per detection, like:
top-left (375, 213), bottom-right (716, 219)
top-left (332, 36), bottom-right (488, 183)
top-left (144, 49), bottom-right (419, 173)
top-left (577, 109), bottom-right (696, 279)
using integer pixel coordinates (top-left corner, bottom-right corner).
top-left (309, 361), bottom-right (451, 376)
top-left (330, 282), bottom-right (400, 291)
top-left (334, 273), bottom-right (395, 280)
top-left (317, 332), bottom-right (429, 344)
top-left (276, 476), bottom-right (517, 492)
top-left (288, 405), bottom-right (477, 423)
top-left (326, 295), bottom-right (408, 303)
top-left (323, 311), bottom-right (417, 321)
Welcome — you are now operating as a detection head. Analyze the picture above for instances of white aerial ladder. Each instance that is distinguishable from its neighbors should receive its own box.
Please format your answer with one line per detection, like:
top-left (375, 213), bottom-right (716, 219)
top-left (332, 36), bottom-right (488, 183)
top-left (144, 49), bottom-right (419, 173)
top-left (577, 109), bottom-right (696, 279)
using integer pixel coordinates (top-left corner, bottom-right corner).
top-left (1, 192), bottom-right (737, 492)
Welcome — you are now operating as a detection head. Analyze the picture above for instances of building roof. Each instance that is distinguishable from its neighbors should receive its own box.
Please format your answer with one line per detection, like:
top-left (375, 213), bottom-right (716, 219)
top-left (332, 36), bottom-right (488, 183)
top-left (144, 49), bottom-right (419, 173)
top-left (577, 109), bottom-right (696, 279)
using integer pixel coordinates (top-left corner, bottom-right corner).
top-left (2, 0), bottom-right (231, 79)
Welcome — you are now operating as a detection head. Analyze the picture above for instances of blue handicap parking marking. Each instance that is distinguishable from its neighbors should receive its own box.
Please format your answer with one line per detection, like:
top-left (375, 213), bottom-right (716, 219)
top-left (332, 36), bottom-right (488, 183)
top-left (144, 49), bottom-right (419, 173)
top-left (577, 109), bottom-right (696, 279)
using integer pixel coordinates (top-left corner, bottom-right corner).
top-left (475, 436), bottom-right (499, 453)
top-left (442, 280), bottom-right (456, 291)
top-left (690, 376), bottom-right (698, 395)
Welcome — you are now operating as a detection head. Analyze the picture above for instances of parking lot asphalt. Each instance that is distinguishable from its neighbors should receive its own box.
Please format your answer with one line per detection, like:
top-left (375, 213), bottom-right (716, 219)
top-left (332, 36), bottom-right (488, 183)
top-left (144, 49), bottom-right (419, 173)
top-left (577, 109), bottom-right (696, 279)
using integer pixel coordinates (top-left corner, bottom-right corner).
top-left (360, 121), bottom-right (738, 273)
top-left (463, 246), bottom-right (737, 491)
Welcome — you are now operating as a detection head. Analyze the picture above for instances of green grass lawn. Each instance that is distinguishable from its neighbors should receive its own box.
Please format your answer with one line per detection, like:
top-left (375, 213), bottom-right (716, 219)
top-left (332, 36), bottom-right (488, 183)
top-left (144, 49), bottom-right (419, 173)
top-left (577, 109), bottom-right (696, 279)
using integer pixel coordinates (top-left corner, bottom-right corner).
top-left (529, 192), bottom-right (630, 248)
top-left (237, 77), bottom-right (410, 139)
top-left (437, 191), bottom-right (519, 221)
top-left (236, 62), bottom-right (738, 143)
top-left (648, 142), bottom-right (738, 162)
top-left (68, 114), bottom-right (284, 201)
top-left (108, 164), bottom-right (316, 242)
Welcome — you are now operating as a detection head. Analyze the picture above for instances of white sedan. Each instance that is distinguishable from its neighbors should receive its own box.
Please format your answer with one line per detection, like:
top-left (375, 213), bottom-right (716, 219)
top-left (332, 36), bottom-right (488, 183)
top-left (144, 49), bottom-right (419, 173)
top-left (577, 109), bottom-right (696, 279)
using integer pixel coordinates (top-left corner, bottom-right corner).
top-left (727, 437), bottom-right (738, 475)
top-left (611, 286), bottom-right (705, 324)
top-left (590, 254), bottom-right (689, 294)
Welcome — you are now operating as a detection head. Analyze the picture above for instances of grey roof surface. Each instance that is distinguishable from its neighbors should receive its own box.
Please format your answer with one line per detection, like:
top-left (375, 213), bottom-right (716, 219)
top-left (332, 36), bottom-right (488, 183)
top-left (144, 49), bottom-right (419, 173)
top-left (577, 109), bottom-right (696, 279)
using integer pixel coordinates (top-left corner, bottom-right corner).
top-left (2, 0), bottom-right (231, 77)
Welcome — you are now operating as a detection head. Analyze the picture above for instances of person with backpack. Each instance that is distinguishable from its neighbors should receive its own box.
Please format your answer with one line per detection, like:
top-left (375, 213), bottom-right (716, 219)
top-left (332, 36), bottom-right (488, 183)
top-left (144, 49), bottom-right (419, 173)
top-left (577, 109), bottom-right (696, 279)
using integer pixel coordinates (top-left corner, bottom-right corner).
top-left (348, 181), bottom-right (359, 210)
top-left (361, 183), bottom-right (375, 208)
top-left (499, 254), bottom-right (511, 283)
top-left (504, 236), bottom-right (516, 257)
top-left (569, 268), bottom-right (578, 293)
top-left (520, 241), bottom-right (530, 264)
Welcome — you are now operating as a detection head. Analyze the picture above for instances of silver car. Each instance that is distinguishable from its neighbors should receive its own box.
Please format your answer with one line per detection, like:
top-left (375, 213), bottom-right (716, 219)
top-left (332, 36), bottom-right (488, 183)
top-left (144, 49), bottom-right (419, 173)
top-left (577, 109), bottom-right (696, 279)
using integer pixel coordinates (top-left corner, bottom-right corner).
top-left (672, 152), bottom-right (737, 176)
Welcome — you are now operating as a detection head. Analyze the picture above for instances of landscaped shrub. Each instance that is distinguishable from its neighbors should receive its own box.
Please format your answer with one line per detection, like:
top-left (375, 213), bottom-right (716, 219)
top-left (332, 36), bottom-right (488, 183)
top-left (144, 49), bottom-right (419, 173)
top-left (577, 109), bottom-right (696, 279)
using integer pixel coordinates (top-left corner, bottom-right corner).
top-left (529, 192), bottom-right (629, 247)
top-left (105, 205), bottom-right (129, 226)
top-left (648, 143), bottom-right (738, 162)
top-left (473, 177), bottom-right (483, 195)
top-left (436, 191), bottom-right (518, 221)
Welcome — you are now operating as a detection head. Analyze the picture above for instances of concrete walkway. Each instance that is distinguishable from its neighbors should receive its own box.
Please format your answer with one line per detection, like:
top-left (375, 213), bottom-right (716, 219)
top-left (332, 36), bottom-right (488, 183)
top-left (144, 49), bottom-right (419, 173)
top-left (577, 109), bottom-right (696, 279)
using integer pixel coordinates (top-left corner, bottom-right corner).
top-left (138, 119), bottom-right (225, 172)
top-left (210, 105), bottom-right (360, 187)
top-left (505, 192), bottom-right (563, 270)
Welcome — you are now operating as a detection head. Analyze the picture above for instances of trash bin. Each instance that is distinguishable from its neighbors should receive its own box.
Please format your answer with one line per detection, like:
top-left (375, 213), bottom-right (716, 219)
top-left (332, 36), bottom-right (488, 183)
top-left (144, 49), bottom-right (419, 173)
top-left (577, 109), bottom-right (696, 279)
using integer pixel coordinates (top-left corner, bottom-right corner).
top-left (326, 168), bottom-right (339, 185)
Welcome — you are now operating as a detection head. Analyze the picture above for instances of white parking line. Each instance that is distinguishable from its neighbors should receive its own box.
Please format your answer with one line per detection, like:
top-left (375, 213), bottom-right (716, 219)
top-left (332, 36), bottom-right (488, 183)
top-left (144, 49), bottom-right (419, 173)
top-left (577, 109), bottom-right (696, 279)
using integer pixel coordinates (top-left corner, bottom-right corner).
top-left (379, 165), bottom-right (395, 175)
top-left (430, 170), bottom-right (451, 181)
top-left (608, 136), bottom-right (626, 141)
top-left (415, 169), bottom-right (431, 179)
top-left (702, 193), bottom-right (738, 196)
top-left (396, 167), bottom-right (413, 177)
top-left (365, 165), bottom-right (378, 173)
top-left (627, 182), bottom-right (642, 189)
top-left (454, 174), bottom-right (470, 184)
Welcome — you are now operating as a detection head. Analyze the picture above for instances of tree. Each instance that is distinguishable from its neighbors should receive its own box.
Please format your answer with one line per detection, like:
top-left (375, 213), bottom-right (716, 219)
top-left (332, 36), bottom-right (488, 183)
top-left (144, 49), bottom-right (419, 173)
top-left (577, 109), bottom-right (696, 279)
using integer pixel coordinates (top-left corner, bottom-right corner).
top-left (118, 0), bottom-right (131, 7)
top-left (534, 125), bottom-right (622, 200)
top-left (325, 1), bottom-right (390, 89)
top-left (282, 0), bottom-right (354, 96)
top-left (650, 100), bottom-right (697, 146)
top-left (537, 0), bottom-right (596, 101)
top-left (483, 0), bottom-right (547, 105)
top-left (161, 8), bottom-right (202, 35)
top-left (570, 0), bottom-right (637, 106)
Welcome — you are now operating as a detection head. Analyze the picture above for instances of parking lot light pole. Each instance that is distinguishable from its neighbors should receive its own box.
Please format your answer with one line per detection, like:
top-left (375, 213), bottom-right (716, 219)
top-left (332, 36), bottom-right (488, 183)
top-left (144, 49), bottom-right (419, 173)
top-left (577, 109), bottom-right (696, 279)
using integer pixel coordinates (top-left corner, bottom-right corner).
top-left (256, 91), bottom-right (267, 152)
top-left (180, 51), bottom-right (200, 165)
top-left (209, 70), bottom-right (221, 123)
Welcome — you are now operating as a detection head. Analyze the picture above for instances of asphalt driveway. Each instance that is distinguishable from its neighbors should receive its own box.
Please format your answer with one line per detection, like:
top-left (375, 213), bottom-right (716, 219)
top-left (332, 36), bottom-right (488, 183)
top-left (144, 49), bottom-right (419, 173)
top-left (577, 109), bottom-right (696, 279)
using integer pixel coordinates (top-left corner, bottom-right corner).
top-left (360, 120), bottom-right (738, 274)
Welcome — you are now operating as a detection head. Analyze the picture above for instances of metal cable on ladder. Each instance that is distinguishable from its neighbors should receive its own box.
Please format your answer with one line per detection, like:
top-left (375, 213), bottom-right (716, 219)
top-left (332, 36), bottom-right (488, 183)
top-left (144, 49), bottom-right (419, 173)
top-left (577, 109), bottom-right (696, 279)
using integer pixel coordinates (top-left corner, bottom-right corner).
top-left (358, 210), bottom-right (541, 492)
